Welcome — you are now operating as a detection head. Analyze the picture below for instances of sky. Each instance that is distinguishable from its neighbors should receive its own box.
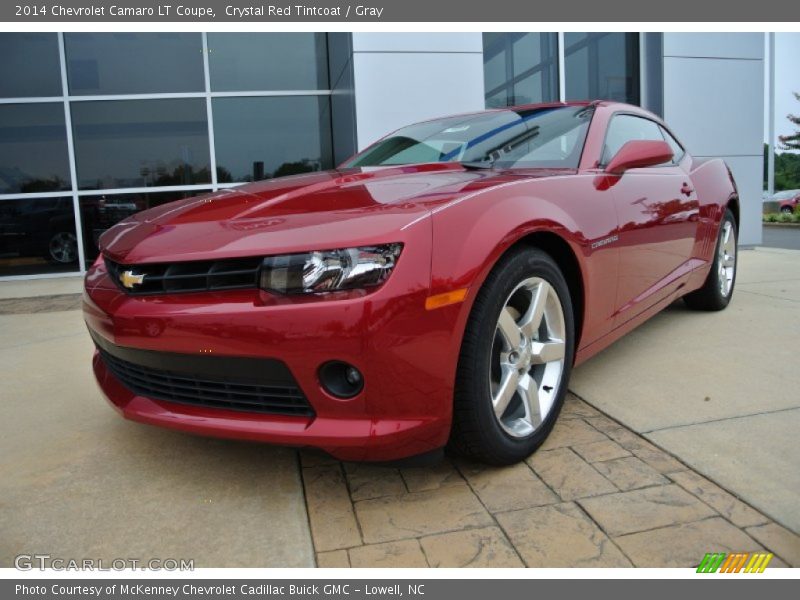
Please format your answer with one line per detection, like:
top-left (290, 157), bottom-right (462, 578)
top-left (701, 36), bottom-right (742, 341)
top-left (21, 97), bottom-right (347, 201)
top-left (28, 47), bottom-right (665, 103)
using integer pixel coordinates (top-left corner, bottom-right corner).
top-left (766, 33), bottom-right (800, 151)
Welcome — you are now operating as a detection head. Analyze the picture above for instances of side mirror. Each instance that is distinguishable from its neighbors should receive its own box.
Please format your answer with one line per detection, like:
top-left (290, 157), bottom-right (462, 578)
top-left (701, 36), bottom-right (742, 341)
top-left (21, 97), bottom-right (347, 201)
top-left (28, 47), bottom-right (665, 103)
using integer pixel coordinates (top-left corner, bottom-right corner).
top-left (605, 140), bottom-right (673, 175)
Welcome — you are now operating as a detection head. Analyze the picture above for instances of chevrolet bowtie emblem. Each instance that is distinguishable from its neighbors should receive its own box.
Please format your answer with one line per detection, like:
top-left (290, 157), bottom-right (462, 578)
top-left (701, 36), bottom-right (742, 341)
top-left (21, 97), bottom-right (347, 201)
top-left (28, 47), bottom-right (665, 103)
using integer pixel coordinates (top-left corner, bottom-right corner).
top-left (120, 270), bottom-right (146, 289)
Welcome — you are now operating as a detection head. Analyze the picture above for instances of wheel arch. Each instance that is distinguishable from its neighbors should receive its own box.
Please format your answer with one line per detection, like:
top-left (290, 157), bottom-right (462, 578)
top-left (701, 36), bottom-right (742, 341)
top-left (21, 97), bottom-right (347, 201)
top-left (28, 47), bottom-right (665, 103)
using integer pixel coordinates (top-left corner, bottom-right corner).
top-left (501, 230), bottom-right (586, 353)
top-left (726, 194), bottom-right (740, 230)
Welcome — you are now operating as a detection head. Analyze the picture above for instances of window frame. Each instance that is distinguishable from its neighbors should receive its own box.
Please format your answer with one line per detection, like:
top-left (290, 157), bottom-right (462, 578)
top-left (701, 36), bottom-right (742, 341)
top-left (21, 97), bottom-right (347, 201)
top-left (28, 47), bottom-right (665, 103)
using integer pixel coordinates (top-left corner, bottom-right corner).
top-left (0, 101), bottom-right (72, 195)
top-left (482, 33), bottom-right (560, 108)
top-left (563, 33), bottom-right (641, 106)
top-left (63, 33), bottom-right (206, 97)
top-left (0, 32), bottom-right (335, 281)
top-left (0, 33), bottom-right (63, 99)
top-left (598, 110), bottom-right (687, 169)
top-left (658, 124), bottom-right (687, 165)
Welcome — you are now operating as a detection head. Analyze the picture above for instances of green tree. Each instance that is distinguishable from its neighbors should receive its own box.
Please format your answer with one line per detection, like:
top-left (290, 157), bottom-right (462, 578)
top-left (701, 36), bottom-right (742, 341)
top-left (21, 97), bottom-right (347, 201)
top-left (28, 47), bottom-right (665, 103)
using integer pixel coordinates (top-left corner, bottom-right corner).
top-left (764, 143), bottom-right (800, 191)
top-left (778, 91), bottom-right (800, 151)
top-left (776, 152), bottom-right (800, 189)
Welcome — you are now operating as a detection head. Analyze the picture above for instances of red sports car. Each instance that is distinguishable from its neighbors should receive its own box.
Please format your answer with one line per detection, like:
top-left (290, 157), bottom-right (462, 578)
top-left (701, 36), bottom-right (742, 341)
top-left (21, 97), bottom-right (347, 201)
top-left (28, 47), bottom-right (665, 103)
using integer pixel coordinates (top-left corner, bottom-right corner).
top-left (83, 101), bottom-right (739, 465)
top-left (778, 193), bottom-right (799, 214)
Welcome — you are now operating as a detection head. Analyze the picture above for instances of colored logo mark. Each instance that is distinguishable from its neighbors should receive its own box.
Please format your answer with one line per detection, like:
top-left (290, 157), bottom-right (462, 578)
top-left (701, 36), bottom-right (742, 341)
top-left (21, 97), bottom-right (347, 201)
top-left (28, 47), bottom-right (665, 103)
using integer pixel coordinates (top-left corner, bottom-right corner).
top-left (120, 270), bottom-right (146, 289)
top-left (697, 552), bottom-right (773, 573)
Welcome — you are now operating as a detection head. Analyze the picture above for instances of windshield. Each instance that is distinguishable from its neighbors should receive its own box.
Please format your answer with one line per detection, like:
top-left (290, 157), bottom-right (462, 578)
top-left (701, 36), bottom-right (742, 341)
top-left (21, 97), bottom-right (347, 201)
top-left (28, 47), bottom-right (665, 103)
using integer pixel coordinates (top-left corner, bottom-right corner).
top-left (346, 105), bottom-right (594, 170)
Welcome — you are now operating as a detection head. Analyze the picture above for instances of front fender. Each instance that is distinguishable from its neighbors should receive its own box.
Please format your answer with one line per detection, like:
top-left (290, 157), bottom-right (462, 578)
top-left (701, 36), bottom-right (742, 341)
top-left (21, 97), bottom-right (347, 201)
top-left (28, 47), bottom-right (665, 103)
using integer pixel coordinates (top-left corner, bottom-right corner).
top-left (429, 174), bottom-right (620, 360)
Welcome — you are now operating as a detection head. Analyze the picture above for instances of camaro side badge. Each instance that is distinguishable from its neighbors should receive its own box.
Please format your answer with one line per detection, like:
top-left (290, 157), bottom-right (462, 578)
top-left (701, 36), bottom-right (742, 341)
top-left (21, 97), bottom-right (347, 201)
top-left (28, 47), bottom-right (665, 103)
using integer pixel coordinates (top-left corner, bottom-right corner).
top-left (120, 270), bottom-right (146, 289)
top-left (591, 234), bottom-right (619, 250)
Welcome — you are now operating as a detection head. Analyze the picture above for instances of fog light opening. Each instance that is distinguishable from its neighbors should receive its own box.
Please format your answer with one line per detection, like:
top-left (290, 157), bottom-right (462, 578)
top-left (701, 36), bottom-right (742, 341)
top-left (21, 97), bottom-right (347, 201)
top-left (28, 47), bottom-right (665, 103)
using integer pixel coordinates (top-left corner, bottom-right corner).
top-left (319, 361), bottom-right (364, 399)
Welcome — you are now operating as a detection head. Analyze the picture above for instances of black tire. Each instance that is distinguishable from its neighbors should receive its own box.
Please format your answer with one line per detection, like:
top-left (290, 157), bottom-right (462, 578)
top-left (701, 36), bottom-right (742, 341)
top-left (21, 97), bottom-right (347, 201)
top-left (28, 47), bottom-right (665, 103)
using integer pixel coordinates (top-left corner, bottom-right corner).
top-left (683, 208), bottom-right (738, 311)
top-left (449, 247), bottom-right (575, 465)
top-left (780, 206), bottom-right (793, 214)
top-left (45, 231), bottom-right (78, 264)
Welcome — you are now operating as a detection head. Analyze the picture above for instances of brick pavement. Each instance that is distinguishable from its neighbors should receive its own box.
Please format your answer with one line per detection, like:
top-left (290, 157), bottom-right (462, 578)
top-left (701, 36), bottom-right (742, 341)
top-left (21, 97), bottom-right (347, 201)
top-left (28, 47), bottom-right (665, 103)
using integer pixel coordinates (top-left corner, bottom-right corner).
top-left (300, 394), bottom-right (800, 568)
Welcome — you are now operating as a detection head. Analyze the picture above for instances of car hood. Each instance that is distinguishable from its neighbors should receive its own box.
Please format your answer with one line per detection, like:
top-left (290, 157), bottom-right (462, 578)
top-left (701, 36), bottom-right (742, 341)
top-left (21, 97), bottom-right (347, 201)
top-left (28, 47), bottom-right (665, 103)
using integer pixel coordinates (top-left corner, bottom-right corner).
top-left (100, 163), bottom-right (572, 264)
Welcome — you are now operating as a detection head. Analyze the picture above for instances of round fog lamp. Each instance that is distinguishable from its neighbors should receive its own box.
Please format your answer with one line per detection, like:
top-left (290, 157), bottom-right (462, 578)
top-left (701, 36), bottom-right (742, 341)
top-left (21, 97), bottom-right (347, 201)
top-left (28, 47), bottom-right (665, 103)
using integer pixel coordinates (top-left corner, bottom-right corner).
top-left (319, 361), bottom-right (364, 399)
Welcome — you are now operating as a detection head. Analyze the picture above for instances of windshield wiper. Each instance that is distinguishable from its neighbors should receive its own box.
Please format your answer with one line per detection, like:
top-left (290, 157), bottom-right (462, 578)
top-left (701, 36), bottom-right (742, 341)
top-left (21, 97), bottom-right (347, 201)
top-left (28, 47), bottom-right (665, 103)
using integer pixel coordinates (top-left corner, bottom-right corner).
top-left (459, 160), bottom-right (495, 170)
top-left (459, 125), bottom-right (541, 170)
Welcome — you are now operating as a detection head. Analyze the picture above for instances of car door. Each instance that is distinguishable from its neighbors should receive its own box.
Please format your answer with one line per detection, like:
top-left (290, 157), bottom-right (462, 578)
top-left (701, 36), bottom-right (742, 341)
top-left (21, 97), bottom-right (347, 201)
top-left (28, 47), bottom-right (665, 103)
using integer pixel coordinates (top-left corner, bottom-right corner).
top-left (602, 114), bottom-right (700, 325)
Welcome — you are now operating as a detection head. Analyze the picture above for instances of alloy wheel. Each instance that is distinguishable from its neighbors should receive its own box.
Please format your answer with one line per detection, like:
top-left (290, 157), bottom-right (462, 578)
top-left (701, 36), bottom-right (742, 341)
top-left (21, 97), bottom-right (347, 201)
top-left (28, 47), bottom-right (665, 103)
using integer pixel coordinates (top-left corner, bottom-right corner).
top-left (489, 277), bottom-right (566, 438)
top-left (718, 221), bottom-right (736, 297)
top-left (49, 232), bottom-right (78, 264)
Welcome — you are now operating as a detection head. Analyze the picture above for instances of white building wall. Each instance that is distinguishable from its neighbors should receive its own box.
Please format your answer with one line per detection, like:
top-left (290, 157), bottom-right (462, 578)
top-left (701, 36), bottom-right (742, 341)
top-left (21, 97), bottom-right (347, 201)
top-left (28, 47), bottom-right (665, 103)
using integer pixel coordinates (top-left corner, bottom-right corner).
top-left (348, 32), bottom-right (765, 245)
top-left (350, 33), bottom-right (486, 150)
top-left (662, 33), bottom-right (765, 246)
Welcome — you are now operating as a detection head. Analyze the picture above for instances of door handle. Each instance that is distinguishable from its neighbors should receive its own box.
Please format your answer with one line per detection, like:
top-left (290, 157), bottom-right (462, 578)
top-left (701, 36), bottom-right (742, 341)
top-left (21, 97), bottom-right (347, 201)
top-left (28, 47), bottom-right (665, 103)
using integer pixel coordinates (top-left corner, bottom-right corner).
top-left (680, 183), bottom-right (694, 196)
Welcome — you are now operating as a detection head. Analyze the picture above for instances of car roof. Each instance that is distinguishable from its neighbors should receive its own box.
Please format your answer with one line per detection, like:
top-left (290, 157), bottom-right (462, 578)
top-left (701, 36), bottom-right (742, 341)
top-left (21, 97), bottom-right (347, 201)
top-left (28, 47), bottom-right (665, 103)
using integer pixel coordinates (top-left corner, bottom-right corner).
top-left (418, 100), bottom-right (652, 125)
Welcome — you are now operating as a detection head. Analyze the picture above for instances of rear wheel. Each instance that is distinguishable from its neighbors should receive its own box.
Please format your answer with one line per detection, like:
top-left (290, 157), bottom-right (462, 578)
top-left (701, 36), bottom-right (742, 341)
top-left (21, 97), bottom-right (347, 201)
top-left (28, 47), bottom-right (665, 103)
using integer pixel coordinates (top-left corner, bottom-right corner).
top-left (780, 205), bottom-right (793, 214)
top-left (449, 247), bottom-right (575, 465)
top-left (684, 208), bottom-right (737, 311)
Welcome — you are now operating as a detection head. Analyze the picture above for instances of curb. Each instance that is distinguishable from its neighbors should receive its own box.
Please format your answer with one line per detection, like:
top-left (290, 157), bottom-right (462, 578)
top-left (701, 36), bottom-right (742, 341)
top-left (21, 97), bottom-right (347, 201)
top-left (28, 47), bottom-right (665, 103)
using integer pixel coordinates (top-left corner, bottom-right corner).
top-left (762, 222), bottom-right (800, 228)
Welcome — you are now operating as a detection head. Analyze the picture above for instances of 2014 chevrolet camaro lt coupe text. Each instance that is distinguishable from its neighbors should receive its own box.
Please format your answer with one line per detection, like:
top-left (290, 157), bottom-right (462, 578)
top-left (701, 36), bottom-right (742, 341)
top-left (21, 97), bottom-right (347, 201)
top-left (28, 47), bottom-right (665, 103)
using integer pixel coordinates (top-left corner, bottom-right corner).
top-left (83, 101), bottom-right (739, 464)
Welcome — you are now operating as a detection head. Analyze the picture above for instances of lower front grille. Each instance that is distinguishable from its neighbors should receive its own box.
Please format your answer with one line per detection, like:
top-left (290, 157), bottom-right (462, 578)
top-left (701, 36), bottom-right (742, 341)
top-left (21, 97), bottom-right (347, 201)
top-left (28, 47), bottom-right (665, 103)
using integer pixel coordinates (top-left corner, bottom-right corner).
top-left (92, 333), bottom-right (313, 417)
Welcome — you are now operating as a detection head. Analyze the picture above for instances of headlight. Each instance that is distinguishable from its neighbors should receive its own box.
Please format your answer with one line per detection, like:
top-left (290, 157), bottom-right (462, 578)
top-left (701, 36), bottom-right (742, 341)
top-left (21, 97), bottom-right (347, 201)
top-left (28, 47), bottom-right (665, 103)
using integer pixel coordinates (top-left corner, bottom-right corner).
top-left (259, 244), bottom-right (403, 294)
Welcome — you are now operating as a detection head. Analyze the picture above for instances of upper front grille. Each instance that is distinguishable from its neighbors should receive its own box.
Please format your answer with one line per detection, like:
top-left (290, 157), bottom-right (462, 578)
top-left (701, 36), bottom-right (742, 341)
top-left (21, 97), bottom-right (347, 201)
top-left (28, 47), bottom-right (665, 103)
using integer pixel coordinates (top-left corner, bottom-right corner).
top-left (105, 256), bottom-right (262, 295)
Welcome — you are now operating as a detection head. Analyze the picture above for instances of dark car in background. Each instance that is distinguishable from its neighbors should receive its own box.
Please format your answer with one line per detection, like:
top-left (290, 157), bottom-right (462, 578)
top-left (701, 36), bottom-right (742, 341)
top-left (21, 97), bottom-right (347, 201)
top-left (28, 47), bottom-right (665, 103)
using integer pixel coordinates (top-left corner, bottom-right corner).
top-left (0, 197), bottom-right (78, 268)
top-left (82, 196), bottom-right (143, 249)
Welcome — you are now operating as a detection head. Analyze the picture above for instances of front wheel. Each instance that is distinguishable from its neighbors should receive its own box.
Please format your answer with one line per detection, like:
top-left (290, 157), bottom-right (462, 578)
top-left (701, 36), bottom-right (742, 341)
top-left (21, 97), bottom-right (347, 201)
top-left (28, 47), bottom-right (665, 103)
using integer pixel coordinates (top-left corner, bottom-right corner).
top-left (449, 247), bottom-right (575, 465)
top-left (683, 208), bottom-right (737, 311)
top-left (47, 231), bottom-right (78, 264)
top-left (780, 206), bottom-right (793, 214)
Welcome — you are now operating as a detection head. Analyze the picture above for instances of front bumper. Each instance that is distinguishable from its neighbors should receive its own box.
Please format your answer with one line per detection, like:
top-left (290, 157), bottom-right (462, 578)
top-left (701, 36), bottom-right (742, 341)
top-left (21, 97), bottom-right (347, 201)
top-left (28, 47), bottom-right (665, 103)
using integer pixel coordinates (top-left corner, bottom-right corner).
top-left (83, 234), bottom-right (468, 462)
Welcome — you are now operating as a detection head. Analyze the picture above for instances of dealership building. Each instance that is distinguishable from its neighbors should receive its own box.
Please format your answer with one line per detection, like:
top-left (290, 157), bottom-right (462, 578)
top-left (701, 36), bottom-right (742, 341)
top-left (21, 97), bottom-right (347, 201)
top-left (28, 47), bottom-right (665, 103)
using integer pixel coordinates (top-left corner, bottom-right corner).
top-left (0, 32), bottom-right (765, 280)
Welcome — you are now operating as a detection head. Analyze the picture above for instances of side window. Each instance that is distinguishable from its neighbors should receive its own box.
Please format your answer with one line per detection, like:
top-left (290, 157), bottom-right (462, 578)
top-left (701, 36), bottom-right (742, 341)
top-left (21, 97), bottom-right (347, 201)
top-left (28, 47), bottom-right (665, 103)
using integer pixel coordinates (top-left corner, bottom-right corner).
top-left (659, 126), bottom-right (685, 164)
top-left (601, 114), bottom-right (664, 165)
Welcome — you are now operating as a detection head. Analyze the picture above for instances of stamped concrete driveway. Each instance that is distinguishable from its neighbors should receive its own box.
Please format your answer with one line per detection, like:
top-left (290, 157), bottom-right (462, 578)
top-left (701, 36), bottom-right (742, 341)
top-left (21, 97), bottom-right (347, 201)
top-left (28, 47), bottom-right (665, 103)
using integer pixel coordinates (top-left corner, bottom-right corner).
top-left (570, 247), bottom-right (800, 535)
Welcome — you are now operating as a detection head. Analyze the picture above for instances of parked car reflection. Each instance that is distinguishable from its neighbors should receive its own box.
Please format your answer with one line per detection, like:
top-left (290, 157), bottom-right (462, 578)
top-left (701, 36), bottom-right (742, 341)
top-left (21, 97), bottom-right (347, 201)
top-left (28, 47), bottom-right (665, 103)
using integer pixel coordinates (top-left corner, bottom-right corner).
top-left (0, 197), bottom-right (78, 276)
top-left (79, 191), bottom-right (201, 265)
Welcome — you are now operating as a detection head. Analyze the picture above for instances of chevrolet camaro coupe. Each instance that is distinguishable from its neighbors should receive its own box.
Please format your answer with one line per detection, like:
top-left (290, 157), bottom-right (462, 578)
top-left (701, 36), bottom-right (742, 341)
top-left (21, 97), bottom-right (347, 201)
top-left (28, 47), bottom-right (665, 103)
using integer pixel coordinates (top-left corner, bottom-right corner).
top-left (83, 101), bottom-right (739, 465)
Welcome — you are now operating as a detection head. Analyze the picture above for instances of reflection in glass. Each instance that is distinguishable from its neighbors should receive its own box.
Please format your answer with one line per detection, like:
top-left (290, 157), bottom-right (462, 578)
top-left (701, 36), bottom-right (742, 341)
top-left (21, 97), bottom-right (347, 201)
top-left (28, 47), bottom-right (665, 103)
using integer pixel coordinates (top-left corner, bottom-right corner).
top-left (208, 33), bottom-right (329, 91)
top-left (213, 96), bottom-right (333, 183)
top-left (71, 99), bottom-right (211, 190)
top-left (0, 33), bottom-right (62, 98)
top-left (601, 114), bottom-right (664, 164)
top-left (0, 197), bottom-right (78, 276)
top-left (564, 33), bottom-right (640, 104)
top-left (348, 105), bottom-right (592, 170)
top-left (79, 190), bottom-right (203, 263)
top-left (65, 33), bottom-right (204, 95)
top-left (0, 103), bottom-right (71, 194)
top-left (482, 33), bottom-right (558, 108)
top-left (660, 126), bottom-right (685, 163)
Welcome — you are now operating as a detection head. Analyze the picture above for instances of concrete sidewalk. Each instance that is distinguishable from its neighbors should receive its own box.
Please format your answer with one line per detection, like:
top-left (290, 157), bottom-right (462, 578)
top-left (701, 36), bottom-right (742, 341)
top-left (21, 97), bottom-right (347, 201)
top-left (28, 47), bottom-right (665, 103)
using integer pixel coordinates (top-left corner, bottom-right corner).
top-left (0, 274), bottom-right (82, 299)
top-left (0, 309), bottom-right (315, 568)
top-left (570, 247), bottom-right (800, 534)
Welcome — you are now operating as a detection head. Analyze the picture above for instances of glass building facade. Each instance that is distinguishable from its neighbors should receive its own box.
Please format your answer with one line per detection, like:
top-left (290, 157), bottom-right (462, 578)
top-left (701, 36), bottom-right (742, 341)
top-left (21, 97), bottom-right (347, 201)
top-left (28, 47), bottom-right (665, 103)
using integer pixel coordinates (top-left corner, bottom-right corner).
top-left (483, 33), bottom-right (560, 108)
top-left (483, 33), bottom-right (641, 108)
top-left (0, 33), bottom-right (333, 278)
top-left (1, 31), bottom-right (645, 279)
